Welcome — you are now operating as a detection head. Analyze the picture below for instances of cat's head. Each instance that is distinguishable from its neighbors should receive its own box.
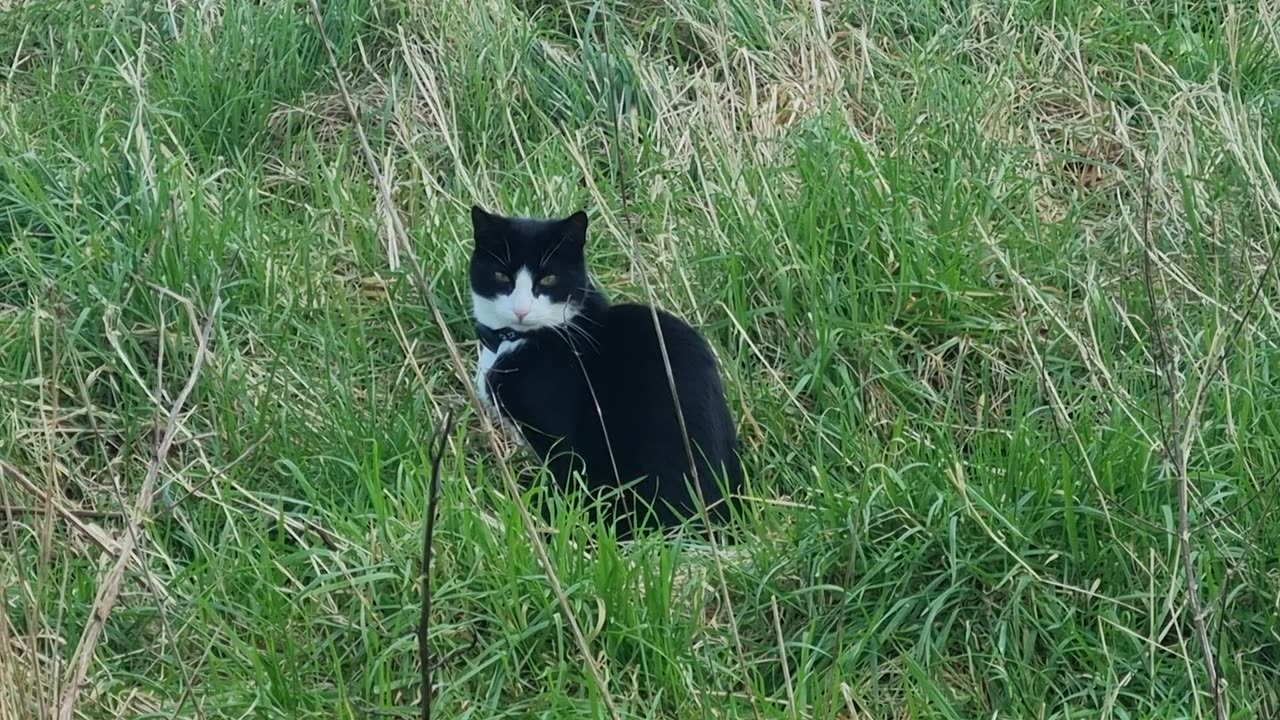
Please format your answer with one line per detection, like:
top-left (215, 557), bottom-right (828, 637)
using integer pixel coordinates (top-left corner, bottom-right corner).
top-left (468, 205), bottom-right (591, 331)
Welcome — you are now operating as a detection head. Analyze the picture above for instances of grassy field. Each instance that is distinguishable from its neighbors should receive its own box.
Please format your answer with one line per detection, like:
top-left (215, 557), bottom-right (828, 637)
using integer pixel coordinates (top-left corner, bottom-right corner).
top-left (3, 0), bottom-right (1280, 717)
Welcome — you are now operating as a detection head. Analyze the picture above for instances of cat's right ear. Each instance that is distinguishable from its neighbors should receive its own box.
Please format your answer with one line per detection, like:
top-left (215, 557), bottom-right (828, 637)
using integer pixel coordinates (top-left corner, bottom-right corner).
top-left (471, 204), bottom-right (497, 242)
top-left (562, 210), bottom-right (589, 247)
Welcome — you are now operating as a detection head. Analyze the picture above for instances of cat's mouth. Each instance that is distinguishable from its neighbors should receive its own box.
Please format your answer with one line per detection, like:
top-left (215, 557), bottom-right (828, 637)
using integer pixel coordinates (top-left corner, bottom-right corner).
top-left (509, 316), bottom-right (565, 330)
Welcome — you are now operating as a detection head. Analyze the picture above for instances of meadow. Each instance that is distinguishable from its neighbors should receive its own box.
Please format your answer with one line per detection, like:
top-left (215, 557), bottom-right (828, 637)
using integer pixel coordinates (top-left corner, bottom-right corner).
top-left (2, 0), bottom-right (1279, 717)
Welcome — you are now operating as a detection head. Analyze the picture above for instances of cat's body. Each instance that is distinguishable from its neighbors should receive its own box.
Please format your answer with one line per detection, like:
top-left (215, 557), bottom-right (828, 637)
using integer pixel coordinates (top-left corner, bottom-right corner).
top-left (469, 205), bottom-right (741, 538)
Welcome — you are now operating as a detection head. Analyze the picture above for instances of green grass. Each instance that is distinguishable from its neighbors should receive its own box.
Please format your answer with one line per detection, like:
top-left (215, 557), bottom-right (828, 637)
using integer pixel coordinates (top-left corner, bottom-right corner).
top-left (3, 0), bottom-right (1280, 717)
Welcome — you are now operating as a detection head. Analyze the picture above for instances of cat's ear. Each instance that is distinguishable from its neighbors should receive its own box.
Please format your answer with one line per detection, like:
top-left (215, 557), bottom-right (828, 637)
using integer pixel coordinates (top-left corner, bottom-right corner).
top-left (470, 204), bottom-right (498, 242)
top-left (562, 210), bottom-right (589, 247)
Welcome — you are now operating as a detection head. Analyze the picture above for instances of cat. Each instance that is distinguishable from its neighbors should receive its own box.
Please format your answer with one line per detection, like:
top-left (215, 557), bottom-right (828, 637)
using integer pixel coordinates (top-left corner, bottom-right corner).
top-left (468, 204), bottom-right (742, 539)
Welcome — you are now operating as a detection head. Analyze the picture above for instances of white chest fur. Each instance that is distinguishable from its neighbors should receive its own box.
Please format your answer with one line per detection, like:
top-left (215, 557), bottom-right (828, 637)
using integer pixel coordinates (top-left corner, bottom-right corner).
top-left (475, 339), bottom-right (524, 406)
top-left (475, 339), bottom-right (527, 444)
top-left (474, 347), bottom-right (498, 408)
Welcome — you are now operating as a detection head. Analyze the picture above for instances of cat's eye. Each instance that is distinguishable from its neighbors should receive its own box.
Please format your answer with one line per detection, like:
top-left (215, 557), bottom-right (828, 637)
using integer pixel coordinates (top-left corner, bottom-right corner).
top-left (493, 271), bottom-right (511, 284)
top-left (539, 274), bottom-right (559, 287)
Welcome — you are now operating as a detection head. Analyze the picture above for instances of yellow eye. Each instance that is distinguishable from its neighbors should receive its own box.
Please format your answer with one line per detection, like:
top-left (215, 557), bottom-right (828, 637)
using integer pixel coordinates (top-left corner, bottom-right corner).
top-left (494, 271), bottom-right (511, 283)
top-left (539, 274), bottom-right (559, 287)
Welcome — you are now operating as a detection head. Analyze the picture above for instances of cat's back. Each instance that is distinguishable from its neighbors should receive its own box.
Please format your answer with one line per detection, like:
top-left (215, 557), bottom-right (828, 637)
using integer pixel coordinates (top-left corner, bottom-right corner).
top-left (589, 302), bottom-right (731, 424)
top-left (598, 302), bottom-right (717, 367)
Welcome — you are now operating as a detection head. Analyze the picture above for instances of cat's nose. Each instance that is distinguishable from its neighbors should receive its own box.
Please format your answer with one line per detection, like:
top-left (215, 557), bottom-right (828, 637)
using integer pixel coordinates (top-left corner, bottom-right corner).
top-left (514, 309), bottom-right (530, 322)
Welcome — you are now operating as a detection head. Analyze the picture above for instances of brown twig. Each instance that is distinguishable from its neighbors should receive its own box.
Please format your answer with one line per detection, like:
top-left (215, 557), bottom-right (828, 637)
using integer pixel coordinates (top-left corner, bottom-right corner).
top-left (302, 5), bottom-right (620, 718)
top-left (420, 409), bottom-right (452, 720)
top-left (56, 297), bottom-right (221, 720)
top-left (1139, 171), bottom-right (1225, 720)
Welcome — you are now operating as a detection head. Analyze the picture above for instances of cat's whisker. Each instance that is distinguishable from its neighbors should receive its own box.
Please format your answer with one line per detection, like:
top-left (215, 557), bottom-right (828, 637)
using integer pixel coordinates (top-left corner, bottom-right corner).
top-left (541, 237), bottom-right (566, 266)
top-left (550, 321), bottom-right (598, 355)
top-left (549, 326), bottom-right (580, 354)
top-left (568, 321), bottom-right (601, 350)
top-left (563, 325), bottom-right (600, 353)
top-left (567, 304), bottom-right (603, 328)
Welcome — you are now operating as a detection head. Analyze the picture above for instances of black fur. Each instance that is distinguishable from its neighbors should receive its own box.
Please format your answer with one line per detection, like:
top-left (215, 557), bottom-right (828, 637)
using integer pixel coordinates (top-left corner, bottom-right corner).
top-left (470, 205), bottom-right (742, 539)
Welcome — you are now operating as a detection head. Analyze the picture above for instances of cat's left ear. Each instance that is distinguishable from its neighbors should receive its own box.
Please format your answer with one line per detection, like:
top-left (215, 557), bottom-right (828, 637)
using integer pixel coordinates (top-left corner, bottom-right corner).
top-left (562, 210), bottom-right (588, 247)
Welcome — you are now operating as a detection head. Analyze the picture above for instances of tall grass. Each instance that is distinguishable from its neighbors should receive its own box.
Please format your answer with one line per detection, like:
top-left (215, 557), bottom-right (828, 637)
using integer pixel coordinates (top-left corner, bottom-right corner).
top-left (2, 0), bottom-right (1279, 717)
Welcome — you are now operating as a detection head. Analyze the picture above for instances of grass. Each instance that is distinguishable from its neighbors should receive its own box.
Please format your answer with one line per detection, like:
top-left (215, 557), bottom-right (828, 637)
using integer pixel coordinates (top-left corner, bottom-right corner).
top-left (2, 0), bottom-right (1280, 717)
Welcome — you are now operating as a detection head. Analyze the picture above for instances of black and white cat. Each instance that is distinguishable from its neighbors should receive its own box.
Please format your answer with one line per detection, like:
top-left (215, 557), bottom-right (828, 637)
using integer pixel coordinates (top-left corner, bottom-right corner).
top-left (469, 205), bottom-right (741, 538)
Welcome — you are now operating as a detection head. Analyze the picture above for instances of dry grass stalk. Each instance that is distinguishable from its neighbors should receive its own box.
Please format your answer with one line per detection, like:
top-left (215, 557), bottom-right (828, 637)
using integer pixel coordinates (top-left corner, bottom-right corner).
top-left (770, 596), bottom-right (798, 720)
top-left (56, 297), bottom-right (221, 720)
top-left (2, 461), bottom-right (126, 556)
